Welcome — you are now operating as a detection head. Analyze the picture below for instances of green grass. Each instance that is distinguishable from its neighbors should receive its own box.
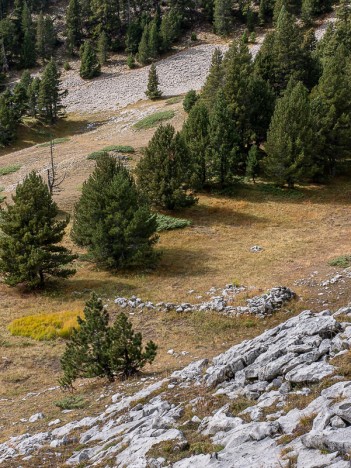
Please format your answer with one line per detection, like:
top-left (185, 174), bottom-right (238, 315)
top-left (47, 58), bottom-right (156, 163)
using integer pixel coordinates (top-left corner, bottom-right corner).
top-left (0, 185), bottom-right (5, 203)
top-left (87, 150), bottom-right (108, 160)
top-left (257, 183), bottom-right (305, 200)
top-left (0, 164), bottom-right (21, 176)
top-left (165, 96), bottom-right (183, 105)
top-left (55, 395), bottom-right (87, 410)
top-left (155, 213), bottom-right (192, 232)
top-left (8, 310), bottom-right (82, 341)
top-left (133, 110), bottom-right (175, 130)
top-left (328, 255), bottom-right (351, 268)
top-left (102, 145), bottom-right (135, 153)
top-left (38, 138), bottom-right (70, 147)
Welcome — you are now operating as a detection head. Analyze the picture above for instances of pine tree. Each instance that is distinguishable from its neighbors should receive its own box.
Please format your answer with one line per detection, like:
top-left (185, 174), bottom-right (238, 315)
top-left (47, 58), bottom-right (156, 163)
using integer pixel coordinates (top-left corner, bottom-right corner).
top-left (145, 64), bottom-right (162, 100)
top-left (255, 7), bottom-right (311, 94)
top-left (72, 154), bottom-right (159, 269)
top-left (223, 39), bottom-right (253, 152)
top-left (0, 91), bottom-right (17, 146)
top-left (36, 11), bottom-right (45, 58)
top-left (97, 31), bottom-right (108, 65)
top-left (213, 0), bottom-right (232, 36)
top-left (43, 16), bottom-right (56, 59)
top-left (138, 23), bottom-right (150, 65)
top-left (60, 293), bottom-right (158, 388)
top-left (59, 293), bottom-right (112, 388)
top-left (160, 8), bottom-right (182, 51)
top-left (258, 0), bottom-right (267, 25)
top-left (246, 144), bottom-right (260, 182)
top-left (28, 76), bottom-right (40, 116)
top-left (207, 90), bottom-right (239, 186)
top-left (109, 312), bottom-right (158, 378)
top-left (183, 89), bottom-right (198, 113)
top-left (148, 17), bottom-right (160, 60)
top-left (38, 59), bottom-right (65, 122)
top-left (136, 124), bottom-right (196, 210)
top-left (79, 41), bottom-right (101, 79)
top-left (0, 171), bottom-right (76, 288)
top-left (20, 2), bottom-right (36, 68)
top-left (311, 44), bottom-right (351, 175)
top-left (201, 47), bottom-right (223, 109)
top-left (66, 0), bottom-right (82, 55)
top-left (265, 80), bottom-right (317, 188)
top-left (125, 20), bottom-right (142, 55)
top-left (182, 101), bottom-right (210, 188)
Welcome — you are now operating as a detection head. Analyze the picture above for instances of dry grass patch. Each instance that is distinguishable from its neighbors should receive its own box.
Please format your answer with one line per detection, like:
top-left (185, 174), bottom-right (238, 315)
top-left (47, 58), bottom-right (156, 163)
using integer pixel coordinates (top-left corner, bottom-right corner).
top-left (8, 310), bottom-right (82, 341)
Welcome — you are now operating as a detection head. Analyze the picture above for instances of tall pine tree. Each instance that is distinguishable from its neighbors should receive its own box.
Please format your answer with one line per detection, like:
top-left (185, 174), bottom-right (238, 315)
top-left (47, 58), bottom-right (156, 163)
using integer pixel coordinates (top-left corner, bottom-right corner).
top-left (0, 171), bottom-right (76, 288)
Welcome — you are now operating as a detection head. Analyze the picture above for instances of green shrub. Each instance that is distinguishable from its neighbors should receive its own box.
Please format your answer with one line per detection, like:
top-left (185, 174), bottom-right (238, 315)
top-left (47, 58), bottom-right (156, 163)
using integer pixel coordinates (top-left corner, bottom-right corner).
top-left (191, 32), bottom-right (197, 41)
top-left (0, 165), bottom-right (21, 176)
top-left (133, 110), bottom-right (175, 130)
top-left (183, 90), bottom-right (198, 113)
top-left (328, 255), bottom-right (351, 268)
top-left (8, 310), bottom-right (82, 341)
top-left (102, 145), bottom-right (135, 153)
top-left (38, 138), bottom-right (70, 147)
top-left (55, 395), bottom-right (87, 410)
top-left (0, 185), bottom-right (5, 203)
top-left (155, 213), bottom-right (191, 231)
top-left (87, 150), bottom-right (108, 160)
top-left (63, 61), bottom-right (71, 71)
top-left (127, 55), bottom-right (136, 69)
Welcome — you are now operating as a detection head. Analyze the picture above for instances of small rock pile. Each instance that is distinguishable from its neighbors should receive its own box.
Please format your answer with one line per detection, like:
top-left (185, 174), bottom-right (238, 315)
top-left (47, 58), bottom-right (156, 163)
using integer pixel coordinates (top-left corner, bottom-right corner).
top-left (114, 286), bottom-right (295, 317)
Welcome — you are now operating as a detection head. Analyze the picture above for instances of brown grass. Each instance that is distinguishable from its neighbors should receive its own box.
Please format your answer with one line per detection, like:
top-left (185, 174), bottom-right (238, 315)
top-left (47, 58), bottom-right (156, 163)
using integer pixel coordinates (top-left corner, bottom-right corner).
top-left (1, 96), bottom-right (351, 440)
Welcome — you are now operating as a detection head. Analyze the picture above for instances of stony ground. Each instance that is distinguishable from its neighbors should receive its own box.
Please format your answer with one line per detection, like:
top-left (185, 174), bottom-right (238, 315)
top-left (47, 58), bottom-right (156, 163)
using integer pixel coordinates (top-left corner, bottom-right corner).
top-left (2, 304), bottom-right (351, 467)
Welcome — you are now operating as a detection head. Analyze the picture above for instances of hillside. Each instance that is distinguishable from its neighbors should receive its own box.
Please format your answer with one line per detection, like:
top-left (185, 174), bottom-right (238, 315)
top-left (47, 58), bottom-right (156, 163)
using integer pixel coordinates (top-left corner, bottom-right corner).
top-left (1, 2), bottom-right (351, 468)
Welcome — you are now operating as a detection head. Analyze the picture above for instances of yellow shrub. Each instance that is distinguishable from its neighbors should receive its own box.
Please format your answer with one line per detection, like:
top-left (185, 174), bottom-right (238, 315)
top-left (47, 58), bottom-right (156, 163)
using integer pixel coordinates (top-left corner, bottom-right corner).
top-left (8, 310), bottom-right (83, 341)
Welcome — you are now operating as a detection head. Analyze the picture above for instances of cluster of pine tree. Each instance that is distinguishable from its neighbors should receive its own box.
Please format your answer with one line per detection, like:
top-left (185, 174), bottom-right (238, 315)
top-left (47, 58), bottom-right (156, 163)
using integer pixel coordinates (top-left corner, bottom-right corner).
top-left (0, 59), bottom-right (65, 146)
top-left (0, 0), bottom-right (56, 81)
top-left (137, 2), bottom-right (351, 197)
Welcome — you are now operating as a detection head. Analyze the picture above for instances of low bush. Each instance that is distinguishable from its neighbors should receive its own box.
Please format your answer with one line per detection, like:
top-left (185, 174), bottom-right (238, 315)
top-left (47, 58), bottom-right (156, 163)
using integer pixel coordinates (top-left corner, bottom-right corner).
top-left (87, 150), bottom-right (108, 160)
top-left (328, 255), bottom-right (351, 268)
top-left (55, 395), bottom-right (87, 410)
top-left (155, 213), bottom-right (192, 232)
top-left (38, 138), bottom-right (70, 147)
top-left (133, 110), bottom-right (175, 130)
top-left (0, 164), bottom-right (21, 176)
top-left (8, 310), bottom-right (82, 341)
top-left (102, 145), bottom-right (135, 153)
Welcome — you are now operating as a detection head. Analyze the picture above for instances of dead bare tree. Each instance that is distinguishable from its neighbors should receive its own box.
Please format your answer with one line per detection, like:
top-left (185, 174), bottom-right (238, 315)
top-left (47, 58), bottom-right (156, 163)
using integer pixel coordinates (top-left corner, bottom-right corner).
top-left (47, 137), bottom-right (66, 195)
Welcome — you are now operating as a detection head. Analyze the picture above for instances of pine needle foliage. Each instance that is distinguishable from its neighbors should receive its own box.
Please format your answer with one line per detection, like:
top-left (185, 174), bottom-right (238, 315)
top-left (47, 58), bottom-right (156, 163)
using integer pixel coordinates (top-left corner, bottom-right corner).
top-left (0, 172), bottom-right (76, 288)
top-left (59, 293), bottom-right (158, 388)
top-left (72, 154), bottom-right (158, 269)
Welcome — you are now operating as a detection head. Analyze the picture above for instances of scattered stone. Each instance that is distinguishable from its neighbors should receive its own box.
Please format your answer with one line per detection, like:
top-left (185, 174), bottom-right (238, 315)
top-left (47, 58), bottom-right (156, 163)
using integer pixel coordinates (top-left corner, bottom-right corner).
top-left (250, 245), bottom-right (264, 253)
top-left (28, 413), bottom-right (44, 423)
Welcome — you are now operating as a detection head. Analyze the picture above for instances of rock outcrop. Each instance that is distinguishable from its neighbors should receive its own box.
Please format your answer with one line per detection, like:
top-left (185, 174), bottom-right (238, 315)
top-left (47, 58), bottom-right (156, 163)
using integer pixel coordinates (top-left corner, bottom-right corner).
top-left (1, 306), bottom-right (351, 467)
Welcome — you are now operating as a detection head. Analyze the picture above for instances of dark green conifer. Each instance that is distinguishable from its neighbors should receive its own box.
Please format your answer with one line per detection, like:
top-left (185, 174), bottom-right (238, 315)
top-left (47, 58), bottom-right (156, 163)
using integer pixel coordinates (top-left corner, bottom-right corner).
top-left (201, 48), bottom-right (223, 109)
top-left (66, 0), bottom-right (82, 55)
top-left (97, 31), bottom-right (108, 65)
top-left (145, 64), bottom-right (162, 100)
top-left (60, 293), bottom-right (158, 388)
top-left (0, 171), bottom-right (76, 288)
top-left (207, 90), bottom-right (239, 186)
top-left (72, 154), bottom-right (159, 269)
top-left (182, 101), bottom-right (210, 188)
top-left (38, 59), bottom-right (65, 122)
top-left (183, 89), bottom-right (198, 113)
top-left (79, 41), bottom-right (101, 79)
top-left (265, 80), bottom-right (317, 187)
top-left (213, 0), bottom-right (232, 36)
top-left (136, 124), bottom-right (196, 210)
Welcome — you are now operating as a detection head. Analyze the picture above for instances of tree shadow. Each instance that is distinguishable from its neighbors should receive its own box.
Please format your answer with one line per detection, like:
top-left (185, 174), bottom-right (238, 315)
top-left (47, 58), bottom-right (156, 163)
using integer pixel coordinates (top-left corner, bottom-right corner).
top-left (154, 247), bottom-right (213, 278)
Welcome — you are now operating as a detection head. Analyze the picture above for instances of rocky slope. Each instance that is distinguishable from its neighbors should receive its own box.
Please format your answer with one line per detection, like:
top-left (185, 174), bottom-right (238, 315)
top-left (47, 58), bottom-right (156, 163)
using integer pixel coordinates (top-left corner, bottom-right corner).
top-left (1, 304), bottom-right (351, 467)
top-left (61, 13), bottom-right (335, 115)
